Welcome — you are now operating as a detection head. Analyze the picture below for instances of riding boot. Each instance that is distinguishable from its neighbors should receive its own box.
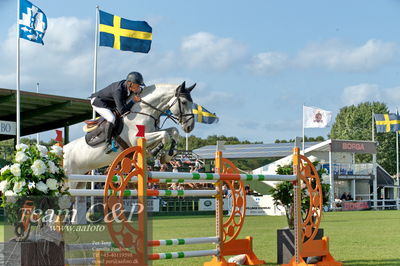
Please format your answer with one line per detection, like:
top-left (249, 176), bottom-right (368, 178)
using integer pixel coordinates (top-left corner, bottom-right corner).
top-left (104, 121), bottom-right (114, 154)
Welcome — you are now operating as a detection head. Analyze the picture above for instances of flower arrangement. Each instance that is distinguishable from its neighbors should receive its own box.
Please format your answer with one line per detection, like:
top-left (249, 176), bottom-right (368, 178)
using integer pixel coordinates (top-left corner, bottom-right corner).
top-left (270, 162), bottom-right (330, 229)
top-left (0, 143), bottom-right (70, 225)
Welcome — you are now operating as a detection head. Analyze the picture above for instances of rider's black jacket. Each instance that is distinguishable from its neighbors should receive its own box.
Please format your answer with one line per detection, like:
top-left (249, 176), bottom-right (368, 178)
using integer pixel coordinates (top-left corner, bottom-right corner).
top-left (90, 80), bottom-right (134, 115)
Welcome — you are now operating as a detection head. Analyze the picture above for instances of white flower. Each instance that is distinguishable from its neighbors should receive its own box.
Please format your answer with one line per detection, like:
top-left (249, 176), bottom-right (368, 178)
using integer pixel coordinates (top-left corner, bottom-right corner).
top-left (0, 180), bottom-right (8, 192)
top-left (46, 178), bottom-right (58, 190)
top-left (58, 195), bottom-right (72, 209)
top-left (0, 165), bottom-right (10, 175)
top-left (5, 190), bottom-right (17, 203)
top-left (36, 144), bottom-right (48, 157)
top-left (15, 143), bottom-right (28, 152)
top-left (15, 151), bottom-right (28, 163)
top-left (50, 145), bottom-right (63, 156)
top-left (10, 163), bottom-right (21, 177)
top-left (28, 181), bottom-right (35, 190)
top-left (36, 181), bottom-right (48, 193)
top-left (31, 160), bottom-right (47, 176)
top-left (47, 161), bottom-right (59, 174)
top-left (60, 183), bottom-right (68, 192)
top-left (13, 180), bottom-right (26, 193)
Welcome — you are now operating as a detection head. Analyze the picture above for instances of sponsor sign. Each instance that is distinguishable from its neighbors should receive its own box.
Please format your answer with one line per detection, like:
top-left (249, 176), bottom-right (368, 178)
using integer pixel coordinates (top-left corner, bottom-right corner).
top-left (0, 120), bottom-right (16, 135)
top-left (124, 198), bottom-right (160, 212)
top-left (199, 198), bottom-right (229, 211)
top-left (337, 175), bottom-right (371, 180)
top-left (342, 201), bottom-right (370, 211)
top-left (331, 140), bottom-right (377, 154)
top-left (245, 195), bottom-right (284, 216)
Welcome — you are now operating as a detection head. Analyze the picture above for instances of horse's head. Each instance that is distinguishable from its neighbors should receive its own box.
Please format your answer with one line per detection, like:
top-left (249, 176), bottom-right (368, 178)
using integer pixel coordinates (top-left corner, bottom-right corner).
top-left (168, 81), bottom-right (196, 133)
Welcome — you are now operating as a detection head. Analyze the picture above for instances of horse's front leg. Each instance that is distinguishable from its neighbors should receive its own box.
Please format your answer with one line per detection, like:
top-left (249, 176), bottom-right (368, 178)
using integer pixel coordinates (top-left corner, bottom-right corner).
top-left (145, 127), bottom-right (179, 162)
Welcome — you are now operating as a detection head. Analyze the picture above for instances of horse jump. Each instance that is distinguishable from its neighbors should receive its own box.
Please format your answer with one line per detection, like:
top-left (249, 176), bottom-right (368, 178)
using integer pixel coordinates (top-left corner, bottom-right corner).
top-left (65, 135), bottom-right (341, 266)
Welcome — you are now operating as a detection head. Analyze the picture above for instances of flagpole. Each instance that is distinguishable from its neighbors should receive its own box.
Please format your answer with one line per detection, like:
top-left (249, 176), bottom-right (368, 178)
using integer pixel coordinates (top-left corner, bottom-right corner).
top-left (36, 82), bottom-right (40, 144)
top-left (372, 111), bottom-right (375, 142)
top-left (90, 5), bottom-right (100, 215)
top-left (302, 104), bottom-right (305, 154)
top-left (372, 111), bottom-right (377, 209)
top-left (16, 0), bottom-right (21, 145)
top-left (185, 133), bottom-right (189, 151)
top-left (396, 108), bottom-right (399, 188)
top-left (92, 6), bottom-right (99, 119)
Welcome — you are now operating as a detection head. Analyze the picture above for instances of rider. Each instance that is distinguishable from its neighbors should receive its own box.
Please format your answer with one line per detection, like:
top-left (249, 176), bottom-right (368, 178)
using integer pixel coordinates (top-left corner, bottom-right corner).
top-left (90, 71), bottom-right (145, 153)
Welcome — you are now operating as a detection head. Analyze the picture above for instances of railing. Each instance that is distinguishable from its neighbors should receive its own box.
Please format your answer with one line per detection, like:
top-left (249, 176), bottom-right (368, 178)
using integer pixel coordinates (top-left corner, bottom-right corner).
top-left (321, 163), bottom-right (374, 176)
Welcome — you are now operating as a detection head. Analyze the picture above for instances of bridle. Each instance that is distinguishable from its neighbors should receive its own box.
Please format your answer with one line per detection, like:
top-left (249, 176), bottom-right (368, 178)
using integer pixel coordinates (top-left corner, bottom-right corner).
top-left (131, 90), bottom-right (194, 130)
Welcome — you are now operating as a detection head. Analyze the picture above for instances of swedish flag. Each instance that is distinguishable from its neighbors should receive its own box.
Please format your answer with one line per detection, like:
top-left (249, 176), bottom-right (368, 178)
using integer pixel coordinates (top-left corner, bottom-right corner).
top-left (193, 103), bottom-right (219, 124)
top-left (99, 10), bottom-right (152, 53)
top-left (374, 113), bottom-right (400, 133)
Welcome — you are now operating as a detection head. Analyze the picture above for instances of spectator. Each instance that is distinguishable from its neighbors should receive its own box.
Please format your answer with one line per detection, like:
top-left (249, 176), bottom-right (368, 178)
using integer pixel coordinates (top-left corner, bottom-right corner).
top-left (189, 165), bottom-right (195, 173)
top-left (340, 192), bottom-right (347, 201)
top-left (346, 193), bottom-right (353, 201)
top-left (170, 161), bottom-right (179, 173)
top-left (154, 157), bottom-right (161, 169)
top-left (222, 184), bottom-right (229, 198)
top-left (160, 164), bottom-right (167, 172)
top-left (245, 184), bottom-right (251, 195)
top-left (195, 159), bottom-right (203, 170)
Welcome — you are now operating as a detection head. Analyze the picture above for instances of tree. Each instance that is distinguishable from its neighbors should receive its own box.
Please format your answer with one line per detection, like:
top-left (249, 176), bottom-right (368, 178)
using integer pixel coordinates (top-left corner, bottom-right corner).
top-left (274, 136), bottom-right (325, 143)
top-left (330, 102), bottom-right (396, 175)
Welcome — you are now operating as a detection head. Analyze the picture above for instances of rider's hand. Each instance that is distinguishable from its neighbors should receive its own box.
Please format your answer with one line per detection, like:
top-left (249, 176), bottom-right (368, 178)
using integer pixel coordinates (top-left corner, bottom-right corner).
top-left (133, 95), bottom-right (141, 102)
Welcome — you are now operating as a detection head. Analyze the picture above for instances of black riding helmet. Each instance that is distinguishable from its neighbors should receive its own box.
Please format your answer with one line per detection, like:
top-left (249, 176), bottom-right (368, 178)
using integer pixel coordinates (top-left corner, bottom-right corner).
top-left (126, 72), bottom-right (145, 86)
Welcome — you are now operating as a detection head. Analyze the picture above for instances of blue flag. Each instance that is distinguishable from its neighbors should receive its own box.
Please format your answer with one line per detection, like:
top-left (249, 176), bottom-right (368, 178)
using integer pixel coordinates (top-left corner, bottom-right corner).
top-left (374, 113), bottom-right (400, 133)
top-left (193, 103), bottom-right (219, 124)
top-left (99, 10), bottom-right (152, 53)
top-left (19, 0), bottom-right (47, 44)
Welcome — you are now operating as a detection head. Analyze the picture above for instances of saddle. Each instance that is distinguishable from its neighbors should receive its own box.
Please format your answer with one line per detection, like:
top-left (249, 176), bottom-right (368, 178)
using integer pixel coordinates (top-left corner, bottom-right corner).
top-left (83, 112), bottom-right (127, 149)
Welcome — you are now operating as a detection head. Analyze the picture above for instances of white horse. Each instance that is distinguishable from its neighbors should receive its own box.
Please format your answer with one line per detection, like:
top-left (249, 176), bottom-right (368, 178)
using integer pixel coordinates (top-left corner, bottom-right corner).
top-left (63, 82), bottom-right (195, 184)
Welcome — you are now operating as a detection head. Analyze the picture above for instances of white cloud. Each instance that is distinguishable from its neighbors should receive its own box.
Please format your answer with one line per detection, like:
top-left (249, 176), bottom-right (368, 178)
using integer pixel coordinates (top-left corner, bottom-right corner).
top-left (382, 86), bottom-right (400, 105)
top-left (0, 17), bottom-right (94, 95)
top-left (181, 32), bottom-right (247, 70)
top-left (342, 84), bottom-right (381, 105)
top-left (296, 39), bottom-right (398, 71)
top-left (341, 83), bottom-right (400, 108)
top-left (247, 52), bottom-right (288, 74)
top-left (248, 39), bottom-right (398, 75)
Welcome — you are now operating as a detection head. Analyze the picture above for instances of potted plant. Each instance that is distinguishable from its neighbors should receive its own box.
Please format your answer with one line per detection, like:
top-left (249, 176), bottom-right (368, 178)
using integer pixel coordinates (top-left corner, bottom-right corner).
top-left (0, 143), bottom-right (71, 241)
top-left (271, 160), bottom-right (330, 264)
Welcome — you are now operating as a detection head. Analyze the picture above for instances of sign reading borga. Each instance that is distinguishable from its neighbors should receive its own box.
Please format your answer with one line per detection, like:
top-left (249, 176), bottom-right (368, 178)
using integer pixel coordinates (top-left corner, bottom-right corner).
top-left (0, 120), bottom-right (16, 135)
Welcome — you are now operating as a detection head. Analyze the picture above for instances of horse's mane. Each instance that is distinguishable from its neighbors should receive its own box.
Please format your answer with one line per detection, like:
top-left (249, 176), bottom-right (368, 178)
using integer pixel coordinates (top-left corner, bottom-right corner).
top-left (131, 83), bottom-right (177, 100)
top-left (127, 83), bottom-right (178, 115)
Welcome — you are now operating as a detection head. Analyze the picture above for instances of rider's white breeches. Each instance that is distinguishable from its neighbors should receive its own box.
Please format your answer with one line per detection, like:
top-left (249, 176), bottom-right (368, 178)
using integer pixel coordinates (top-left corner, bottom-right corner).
top-left (91, 98), bottom-right (116, 124)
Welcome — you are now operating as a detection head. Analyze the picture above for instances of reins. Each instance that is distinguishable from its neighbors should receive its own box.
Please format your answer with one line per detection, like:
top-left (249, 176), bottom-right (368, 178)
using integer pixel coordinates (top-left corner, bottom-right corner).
top-left (130, 91), bottom-right (194, 130)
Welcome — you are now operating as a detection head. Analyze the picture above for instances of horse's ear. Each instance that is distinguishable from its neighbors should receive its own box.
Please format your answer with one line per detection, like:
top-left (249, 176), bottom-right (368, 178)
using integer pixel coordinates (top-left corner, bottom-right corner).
top-left (187, 83), bottom-right (196, 92)
top-left (176, 81), bottom-right (186, 96)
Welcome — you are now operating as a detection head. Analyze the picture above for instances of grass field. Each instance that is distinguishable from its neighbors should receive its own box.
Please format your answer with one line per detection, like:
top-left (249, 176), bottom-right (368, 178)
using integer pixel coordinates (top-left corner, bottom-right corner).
top-left (148, 210), bottom-right (400, 266)
top-left (2, 210), bottom-right (400, 265)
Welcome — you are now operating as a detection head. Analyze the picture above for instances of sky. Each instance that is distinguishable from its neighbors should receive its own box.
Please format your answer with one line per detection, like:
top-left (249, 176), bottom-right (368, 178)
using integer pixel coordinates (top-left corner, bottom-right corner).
top-left (1, 0), bottom-right (400, 144)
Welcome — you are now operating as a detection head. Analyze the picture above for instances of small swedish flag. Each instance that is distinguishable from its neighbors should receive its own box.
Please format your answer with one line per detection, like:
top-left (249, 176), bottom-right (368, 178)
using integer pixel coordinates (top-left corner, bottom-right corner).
top-left (374, 113), bottom-right (400, 133)
top-left (193, 103), bottom-right (219, 124)
top-left (99, 10), bottom-right (152, 53)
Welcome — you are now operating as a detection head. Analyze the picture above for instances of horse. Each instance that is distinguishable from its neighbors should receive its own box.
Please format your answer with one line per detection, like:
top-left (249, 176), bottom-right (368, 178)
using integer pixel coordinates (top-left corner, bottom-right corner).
top-left (63, 82), bottom-right (195, 188)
